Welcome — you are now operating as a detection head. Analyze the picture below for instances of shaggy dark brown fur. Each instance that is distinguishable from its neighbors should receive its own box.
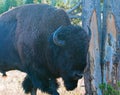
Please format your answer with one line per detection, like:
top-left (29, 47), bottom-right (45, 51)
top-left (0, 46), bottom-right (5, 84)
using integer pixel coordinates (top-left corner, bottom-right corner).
top-left (0, 4), bottom-right (91, 95)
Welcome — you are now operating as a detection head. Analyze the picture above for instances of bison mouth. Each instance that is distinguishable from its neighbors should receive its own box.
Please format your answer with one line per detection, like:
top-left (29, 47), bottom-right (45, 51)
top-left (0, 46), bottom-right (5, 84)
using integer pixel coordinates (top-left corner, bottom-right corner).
top-left (64, 79), bottom-right (78, 91)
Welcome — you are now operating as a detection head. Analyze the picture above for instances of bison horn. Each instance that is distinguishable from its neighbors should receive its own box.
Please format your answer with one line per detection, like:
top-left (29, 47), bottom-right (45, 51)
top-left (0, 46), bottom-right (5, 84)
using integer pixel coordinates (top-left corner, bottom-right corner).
top-left (87, 26), bottom-right (92, 41)
top-left (53, 26), bottom-right (65, 46)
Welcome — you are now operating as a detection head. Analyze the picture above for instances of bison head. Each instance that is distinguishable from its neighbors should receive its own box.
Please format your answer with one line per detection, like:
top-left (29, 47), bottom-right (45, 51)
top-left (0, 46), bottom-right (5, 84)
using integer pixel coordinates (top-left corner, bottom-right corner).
top-left (49, 25), bottom-right (91, 90)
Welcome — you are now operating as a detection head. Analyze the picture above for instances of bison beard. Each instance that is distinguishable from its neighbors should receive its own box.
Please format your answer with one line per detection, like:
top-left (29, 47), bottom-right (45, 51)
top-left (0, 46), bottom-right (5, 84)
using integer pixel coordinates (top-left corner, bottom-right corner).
top-left (0, 4), bottom-right (91, 95)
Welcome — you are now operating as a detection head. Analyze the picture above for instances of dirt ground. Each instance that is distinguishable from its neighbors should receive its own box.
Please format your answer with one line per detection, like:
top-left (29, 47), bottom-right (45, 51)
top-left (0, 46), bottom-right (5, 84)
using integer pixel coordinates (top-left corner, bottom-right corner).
top-left (0, 70), bottom-right (85, 95)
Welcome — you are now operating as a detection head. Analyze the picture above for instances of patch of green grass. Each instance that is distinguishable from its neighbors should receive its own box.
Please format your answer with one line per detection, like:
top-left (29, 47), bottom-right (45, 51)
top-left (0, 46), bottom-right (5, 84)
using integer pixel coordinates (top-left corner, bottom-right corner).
top-left (99, 82), bottom-right (120, 95)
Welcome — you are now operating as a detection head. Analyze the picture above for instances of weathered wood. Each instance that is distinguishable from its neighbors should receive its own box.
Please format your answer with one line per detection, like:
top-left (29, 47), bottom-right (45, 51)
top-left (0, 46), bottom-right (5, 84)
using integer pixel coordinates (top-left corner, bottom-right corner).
top-left (82, 1), bottom-right (94, 94)
top-left (82, 0), bottom-right (120, 94)
top-left (89, 10), bottom-right (102, 95)
top-left (103, 13), bottom-right (117, 86)
top-left (111, 0), bottom-right (120, 83)
top-left (107, 14), bottom-right (116, 38)
top-left (102, 1), bottom-right (120, 89)
top-left (82, 0), bottom-right (102, 94)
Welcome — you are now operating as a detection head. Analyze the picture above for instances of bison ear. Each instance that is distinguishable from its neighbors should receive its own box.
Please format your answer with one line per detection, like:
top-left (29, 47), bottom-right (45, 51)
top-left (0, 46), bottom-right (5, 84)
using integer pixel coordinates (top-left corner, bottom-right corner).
top-left (53, 26), bottom-right (65, 46)
top-left (87, 26), bottom-right (92, 42)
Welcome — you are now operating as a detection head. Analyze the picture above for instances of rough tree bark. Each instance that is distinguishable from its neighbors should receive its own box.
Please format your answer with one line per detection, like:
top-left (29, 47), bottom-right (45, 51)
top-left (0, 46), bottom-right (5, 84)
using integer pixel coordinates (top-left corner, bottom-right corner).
top-left (102, 0), bottom-right (120, 87)
top-left (81, 0), bottom-right (120, 94)
top-left (82, 0), bottom-right (102, 95)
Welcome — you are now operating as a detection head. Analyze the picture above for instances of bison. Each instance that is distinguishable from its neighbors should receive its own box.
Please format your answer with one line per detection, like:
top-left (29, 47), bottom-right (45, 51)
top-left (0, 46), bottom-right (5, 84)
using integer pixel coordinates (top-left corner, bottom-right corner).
top-left (0, 4), bottom-right (91, 95)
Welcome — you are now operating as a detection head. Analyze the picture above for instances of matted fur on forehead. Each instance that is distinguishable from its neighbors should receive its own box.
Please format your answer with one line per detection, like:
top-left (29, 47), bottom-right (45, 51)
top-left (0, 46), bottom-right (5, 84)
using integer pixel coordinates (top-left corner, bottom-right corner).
top-left (56, 25), bottom-right (89, 46)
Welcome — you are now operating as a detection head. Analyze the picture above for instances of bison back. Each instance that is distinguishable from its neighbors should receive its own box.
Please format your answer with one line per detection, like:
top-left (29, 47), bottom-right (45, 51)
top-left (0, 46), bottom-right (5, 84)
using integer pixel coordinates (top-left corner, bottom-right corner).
top-left (0, 4), bottom-right (71, 66)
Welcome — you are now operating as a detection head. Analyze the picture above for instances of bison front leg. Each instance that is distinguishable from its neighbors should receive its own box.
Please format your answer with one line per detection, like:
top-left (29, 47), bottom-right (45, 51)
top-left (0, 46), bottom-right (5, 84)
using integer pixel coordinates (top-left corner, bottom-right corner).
top-left (31, 87), bottom-right (37, 95)
top-left (35, 78), bottom-right (59, 95)
top-left (48, 78), bottom-right (59, 95)
top-left (22, 75), bottom-right (37, 95)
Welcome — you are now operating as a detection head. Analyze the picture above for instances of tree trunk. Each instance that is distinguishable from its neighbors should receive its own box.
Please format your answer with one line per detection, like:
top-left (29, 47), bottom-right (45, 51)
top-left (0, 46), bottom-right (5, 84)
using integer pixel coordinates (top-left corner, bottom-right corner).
top-left (102, 0), bottom-right (120, 87)
top-left (111, 0), bottom-right (120, 83)
top-left (82, 0), bottom-right (102, 95)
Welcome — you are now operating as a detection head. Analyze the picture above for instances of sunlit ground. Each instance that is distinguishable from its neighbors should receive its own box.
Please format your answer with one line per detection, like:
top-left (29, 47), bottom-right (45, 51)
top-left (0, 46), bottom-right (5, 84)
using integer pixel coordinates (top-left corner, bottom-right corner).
top-left (0, 70), bottom-right (85, 95)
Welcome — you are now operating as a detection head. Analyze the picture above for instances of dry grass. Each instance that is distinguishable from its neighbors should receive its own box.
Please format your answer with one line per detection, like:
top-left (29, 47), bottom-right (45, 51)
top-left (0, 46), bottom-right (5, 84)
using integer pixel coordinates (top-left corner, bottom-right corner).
top-left (0, 70), bottom-right (85, 95)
